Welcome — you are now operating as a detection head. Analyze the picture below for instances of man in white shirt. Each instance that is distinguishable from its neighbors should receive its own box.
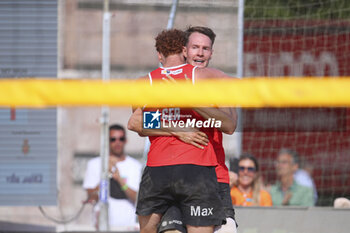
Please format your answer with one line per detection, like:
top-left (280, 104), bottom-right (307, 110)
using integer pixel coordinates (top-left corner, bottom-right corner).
top-left (294, 163), bottom-right (318, 204)
top-left (83, 124), bottom-right (142, 228)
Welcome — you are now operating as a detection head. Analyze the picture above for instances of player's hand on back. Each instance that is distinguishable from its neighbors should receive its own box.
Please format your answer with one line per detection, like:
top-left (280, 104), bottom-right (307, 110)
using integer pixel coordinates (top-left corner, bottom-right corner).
top-left (172, 130), bottom-right (208, 149)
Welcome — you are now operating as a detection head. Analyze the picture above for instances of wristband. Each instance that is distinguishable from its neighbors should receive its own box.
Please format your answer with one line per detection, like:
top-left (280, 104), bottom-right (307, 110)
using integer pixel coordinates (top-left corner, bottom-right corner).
top-left (121, 184), bottom-right (128, 191)
top-left (108, 166), bottom-right (117, 178)
top-left (111, 165), bottom-right (117, 173)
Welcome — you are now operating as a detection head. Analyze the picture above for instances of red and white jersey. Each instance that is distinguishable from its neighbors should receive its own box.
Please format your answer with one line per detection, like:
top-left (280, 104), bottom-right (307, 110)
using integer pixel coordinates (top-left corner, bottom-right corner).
top-left (146, 64), bottom-right (217, 167)
top-left (148, 63), bottom-right (196, 84)
top-left (146, 63), bottom-right (229, 183)
top-left (208, 128), bottom-right (229, 183)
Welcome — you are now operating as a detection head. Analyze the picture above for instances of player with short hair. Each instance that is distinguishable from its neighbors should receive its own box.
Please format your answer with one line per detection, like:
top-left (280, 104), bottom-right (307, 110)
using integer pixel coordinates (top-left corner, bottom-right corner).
top-left (157, 26), bottom-right (238, 233)
top-left (186, 26), bottom-right (237, 233)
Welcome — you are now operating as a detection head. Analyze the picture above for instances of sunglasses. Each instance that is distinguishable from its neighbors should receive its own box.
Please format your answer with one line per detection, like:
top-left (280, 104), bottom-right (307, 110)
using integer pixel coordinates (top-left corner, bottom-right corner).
top-left (110, 137), bottom-right (126, 142)
top-left (238, 166), bottom-right (256, 173)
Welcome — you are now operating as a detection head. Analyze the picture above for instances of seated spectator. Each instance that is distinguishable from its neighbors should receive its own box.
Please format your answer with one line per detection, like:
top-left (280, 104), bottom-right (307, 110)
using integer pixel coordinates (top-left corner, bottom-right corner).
top-left (294, 160), bottom-right (318, 204)
top-left (230, 154), bottom-right (272, 206)
top-left (270, 148), bottom-right (314, 206)
top-left (334, 197), bottom-right (350, 208)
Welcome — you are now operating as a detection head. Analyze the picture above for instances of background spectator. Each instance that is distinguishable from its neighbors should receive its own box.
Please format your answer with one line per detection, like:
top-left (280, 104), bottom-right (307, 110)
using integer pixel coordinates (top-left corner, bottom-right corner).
top-left (270, 148), bottom-right (314, 206)
top-left (230, 154), bottom-right (272, 206)
top-left (334, 197), bottom-right (350, 208)
top-left (83, 124), bottom-right (142, 228)
top-left (294, 159), bottom-right (318, 204)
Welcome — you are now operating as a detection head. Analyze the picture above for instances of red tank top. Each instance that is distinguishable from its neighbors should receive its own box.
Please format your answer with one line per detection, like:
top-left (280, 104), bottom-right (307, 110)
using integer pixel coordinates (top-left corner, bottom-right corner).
top-left (209, 128), bottom-right (229, 183)
top-left (146, 63), bottom-right (229, 183)
top-left (146, 64), bottom-right (218, 167)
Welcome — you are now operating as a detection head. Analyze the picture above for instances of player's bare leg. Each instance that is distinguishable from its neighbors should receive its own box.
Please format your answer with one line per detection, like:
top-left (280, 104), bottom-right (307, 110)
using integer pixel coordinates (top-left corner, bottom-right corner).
top-left (139, 213), bottom-right (162, 233)
top-left (187, 225), bottom-right (214, 233)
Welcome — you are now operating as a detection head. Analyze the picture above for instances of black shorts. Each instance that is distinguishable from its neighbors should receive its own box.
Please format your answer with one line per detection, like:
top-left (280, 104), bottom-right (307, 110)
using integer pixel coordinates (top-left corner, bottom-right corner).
top-left (157, 182), bottom-right (236, 232)
top-left (218, 182), bottom-right (236, 220)
top-left (158, 205), bottom-right (186, 233)
top-left (136, 164), bottom-right (225, 227)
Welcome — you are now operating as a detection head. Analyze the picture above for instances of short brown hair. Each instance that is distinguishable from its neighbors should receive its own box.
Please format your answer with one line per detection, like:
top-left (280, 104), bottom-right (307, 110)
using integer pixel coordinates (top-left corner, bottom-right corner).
top-left (185, 26), bottom-right (216, 47)
top-left (155, 29), bottom-right (185, 58)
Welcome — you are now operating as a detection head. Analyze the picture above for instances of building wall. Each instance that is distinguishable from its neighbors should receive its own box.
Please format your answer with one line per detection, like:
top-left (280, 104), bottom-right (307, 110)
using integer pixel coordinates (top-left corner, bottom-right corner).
top-left (63, 0), bottom-right (238, 73)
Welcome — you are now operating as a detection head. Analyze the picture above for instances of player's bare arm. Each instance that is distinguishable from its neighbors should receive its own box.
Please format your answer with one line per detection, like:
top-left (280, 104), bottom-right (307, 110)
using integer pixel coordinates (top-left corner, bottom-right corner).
top-left (160, 69), bottom-right (237, 134)
top-left (193, 107), bottom-right (237, 135)
top-left (194, 67), bottom-right (238, 134)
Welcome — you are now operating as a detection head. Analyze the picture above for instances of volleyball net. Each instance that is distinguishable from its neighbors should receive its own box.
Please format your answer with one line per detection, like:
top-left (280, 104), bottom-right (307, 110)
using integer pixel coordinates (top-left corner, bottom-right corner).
top-left (1, 78), bottom-right (350, 108)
